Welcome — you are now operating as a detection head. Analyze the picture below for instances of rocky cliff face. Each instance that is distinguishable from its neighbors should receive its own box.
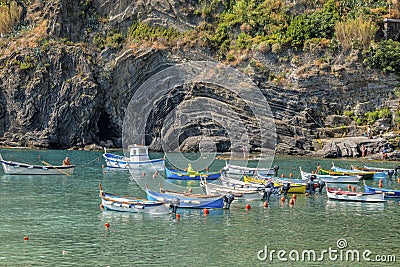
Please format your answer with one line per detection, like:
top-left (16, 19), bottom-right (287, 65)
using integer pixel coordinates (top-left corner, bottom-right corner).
top-left (0, 0), bottom-right (399, 157)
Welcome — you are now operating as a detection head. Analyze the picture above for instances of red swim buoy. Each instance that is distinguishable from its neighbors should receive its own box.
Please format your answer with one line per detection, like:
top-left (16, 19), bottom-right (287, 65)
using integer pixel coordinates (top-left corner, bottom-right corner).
top-left (203, 208), bottom-right (209, 215)
top-left (289, 173), bottom-right (293, 178)
top-left (245, 204), bottom-right (251, 210)
top-left (281, 174), bottom-right (285, 178)
top-left (280, 196), bottom-right (285, 202)
top-left (292, 194), bottom-right (297, 199)
top-left (100, 204), bottom-right (104, 210)
top-left (104, 223), bottom-right (110, 228)
top-left (176, 213), bottom-right (181, 219)
top-left (289, 198), bottom-right (295, 205)
top-left (347, 184), bottom-right (351, 189)
top-left (379, 183), bottom-right (383, 188)
top-left (352, 186), bottom-right (356, 192)
top-left (24, 236), bottom-right (29, 241)
top-left (263, 201), bottom-right (269, 208)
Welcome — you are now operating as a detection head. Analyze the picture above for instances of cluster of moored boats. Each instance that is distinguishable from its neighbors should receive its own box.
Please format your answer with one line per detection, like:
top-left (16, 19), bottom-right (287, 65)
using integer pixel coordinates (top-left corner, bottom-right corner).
top-left (1, 144), bottom-right (399, 216)
top-left (100, 145), bottom-right (400, 213)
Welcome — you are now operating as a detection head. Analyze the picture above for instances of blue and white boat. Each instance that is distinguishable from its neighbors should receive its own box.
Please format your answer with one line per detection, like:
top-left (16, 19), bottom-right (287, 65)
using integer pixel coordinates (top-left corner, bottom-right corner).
top-left (99, 183), bottom-right (170, 214)
top-left (103, 144), bottom-right (164, 170)
top-left (352, 165), bottom-right (394, 179)
top-left (300, 167), bottom-right (360, 183)
top-left (146, 186), bottom-right (231, 209)
top-left (165, 165), bottom-right (221, 180)
top-left (364, 184), bottom-right (400, 199)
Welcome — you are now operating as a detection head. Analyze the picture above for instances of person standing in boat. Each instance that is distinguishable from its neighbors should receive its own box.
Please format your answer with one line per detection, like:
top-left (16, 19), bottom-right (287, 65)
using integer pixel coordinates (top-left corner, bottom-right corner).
top-left (62, 157), bottom-right (71, 166)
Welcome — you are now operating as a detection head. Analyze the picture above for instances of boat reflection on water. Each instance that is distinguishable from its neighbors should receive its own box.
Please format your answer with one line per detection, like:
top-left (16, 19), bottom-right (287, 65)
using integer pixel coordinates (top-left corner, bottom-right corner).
top-left (325, 200), bottom-right (385, 212)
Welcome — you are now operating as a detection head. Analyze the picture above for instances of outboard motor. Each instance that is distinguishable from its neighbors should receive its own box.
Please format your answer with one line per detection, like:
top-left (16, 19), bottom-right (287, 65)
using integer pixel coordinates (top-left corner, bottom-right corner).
top-left (273, 165), bottom-right (279, 177)
top-left (281, 182), bottom-right (291, 195)
top-left (224, 193), bottom-right (235, 209)
top-left (266, 180), bottom-right (274, 189)
top-left (306, 180), bottom-right (315, 193)
top-left (170, 198), bottom-right (180, 214)
top-left (263, 187), bottom-right (273, 202)
top-left (318, 180), bottom-right (326, 193)
top-left (395, 166), bottom-right (400, 177)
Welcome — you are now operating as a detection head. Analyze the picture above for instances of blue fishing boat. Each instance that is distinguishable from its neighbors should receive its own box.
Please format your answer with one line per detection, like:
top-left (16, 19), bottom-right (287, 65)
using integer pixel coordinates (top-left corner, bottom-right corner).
top-left (165, 164), bottom-right (221, 180)
top-left (364, 184), bottom-right (400, 199)
top-left (146, 186), bottom-right (232, 209)
top-left (103, 144), bottom-right (164, 170)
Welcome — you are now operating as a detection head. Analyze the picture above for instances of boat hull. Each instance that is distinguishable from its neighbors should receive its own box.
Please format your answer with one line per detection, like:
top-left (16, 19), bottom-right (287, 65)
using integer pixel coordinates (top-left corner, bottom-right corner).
top-left (300, 168), bottom-right (360, 183)
top-left (146, 189), bottom-right (225, 209)
top-left (1, 159), bottom-right (75, 175)
top-left (165, 167), bottom-right (221, 180)
top-left (100, 188), bottom-right (169, 214)
top-left (223, 163), bottom-right (275, 177)
top-left (364, 185), bottom-right (400, 198)
top-left (326, 190), bottom-right (385, 202)
top-left (103, 153), bottom-right (164, 170)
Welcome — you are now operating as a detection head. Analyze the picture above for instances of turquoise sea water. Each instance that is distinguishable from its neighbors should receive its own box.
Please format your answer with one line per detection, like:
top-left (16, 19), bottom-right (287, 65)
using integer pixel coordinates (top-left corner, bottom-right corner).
top-left (0, 149), bottom-right (399, 266)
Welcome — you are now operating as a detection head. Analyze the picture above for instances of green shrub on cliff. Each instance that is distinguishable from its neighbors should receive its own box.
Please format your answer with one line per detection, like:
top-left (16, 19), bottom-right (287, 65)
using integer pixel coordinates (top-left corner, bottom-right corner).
top-left (128, 21), bottom-right (182, 43)
top-left (363, 40), bottom-right (400, 75)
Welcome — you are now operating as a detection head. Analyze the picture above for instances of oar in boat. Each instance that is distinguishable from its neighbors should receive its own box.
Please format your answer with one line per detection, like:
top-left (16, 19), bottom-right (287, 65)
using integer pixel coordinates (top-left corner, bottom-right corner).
top-left (41, 161), bottom-right (71, 176)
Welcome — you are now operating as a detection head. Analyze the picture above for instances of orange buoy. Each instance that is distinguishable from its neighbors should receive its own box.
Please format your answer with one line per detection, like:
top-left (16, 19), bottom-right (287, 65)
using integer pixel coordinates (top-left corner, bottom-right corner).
top-left (398, 178), bottom-right (400, 183)
top-left (176, 213), bottom-right (181, 219)
top-left (104, 222), bottom-right (110, 228)
top-left (23, 236), bottom-right (29, 241)
top-left (142, 172), bottom-right (146, 176)
top-left (281, 174), bottom-right (285, 178)
top-left (352, 186), bottom-right (356, 192)
top-left (263, 201), bottom-right (269, 208)
top-left (100, 204), bottom-right (104, 210)
top-left (347, 184), bottom-right (351, 189)
top-left (379, 179), bottom-right (383, 184)
top-left (289, 173), bottom-right (293, 178)
top-left (245, 204), bottom-right (251, 210)
top-left (203, 208), bottom-right (209, 215)
top-left (379, 183), bottom-right (383, 188)
top-left (280, 196), bottom-right (285, 202)
top-left (292, 194), bottom-right (297, 199)
top-left (289, 198), bottom-right (295, 205)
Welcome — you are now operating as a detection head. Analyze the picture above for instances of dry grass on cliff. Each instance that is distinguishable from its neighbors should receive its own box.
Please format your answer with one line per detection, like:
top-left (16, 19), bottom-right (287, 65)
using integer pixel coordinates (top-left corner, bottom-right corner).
top-left (1, 20), bottom-right (48, 57)
top-left (0, 3), bottom-right (21, 35)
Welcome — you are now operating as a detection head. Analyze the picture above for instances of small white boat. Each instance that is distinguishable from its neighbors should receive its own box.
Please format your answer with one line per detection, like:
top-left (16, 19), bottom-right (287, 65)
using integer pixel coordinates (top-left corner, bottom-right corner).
top-left (0, 154), bottom-right (75, 175)
top-left (103, 144), bottom-right (164, 170)
top-left (222, 162), bottom-right (276, 177)
top-left (299, 167), bottom-right (360, 183)
top-left (99, 183), bottom-right (170, 214)
top-left (326, 184), bottom-right (385, 202)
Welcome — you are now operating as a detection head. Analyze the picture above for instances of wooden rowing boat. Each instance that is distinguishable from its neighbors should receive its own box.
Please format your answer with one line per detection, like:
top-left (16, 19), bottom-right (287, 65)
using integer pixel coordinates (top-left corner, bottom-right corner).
top-left (300, 167), bottom-right (360, 183)
top-left (326, 184), bottom-right (385, 202)
top-left (222, 162), bottom-right (276, 177)
top-left (0, 154), bottom-right (75, 175)
top-left (328, 163), bottom-right (374, 180)
top-left (200, 176), bottom-right (262, 200)
top-left (146, 186), bottom-right (231, 209)
top-left (99, 183), bottom-right (170, 214)
top-left (364, 184), bottom-right (400, 199)
top-left (165, 166), bottom-right (221, 180)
